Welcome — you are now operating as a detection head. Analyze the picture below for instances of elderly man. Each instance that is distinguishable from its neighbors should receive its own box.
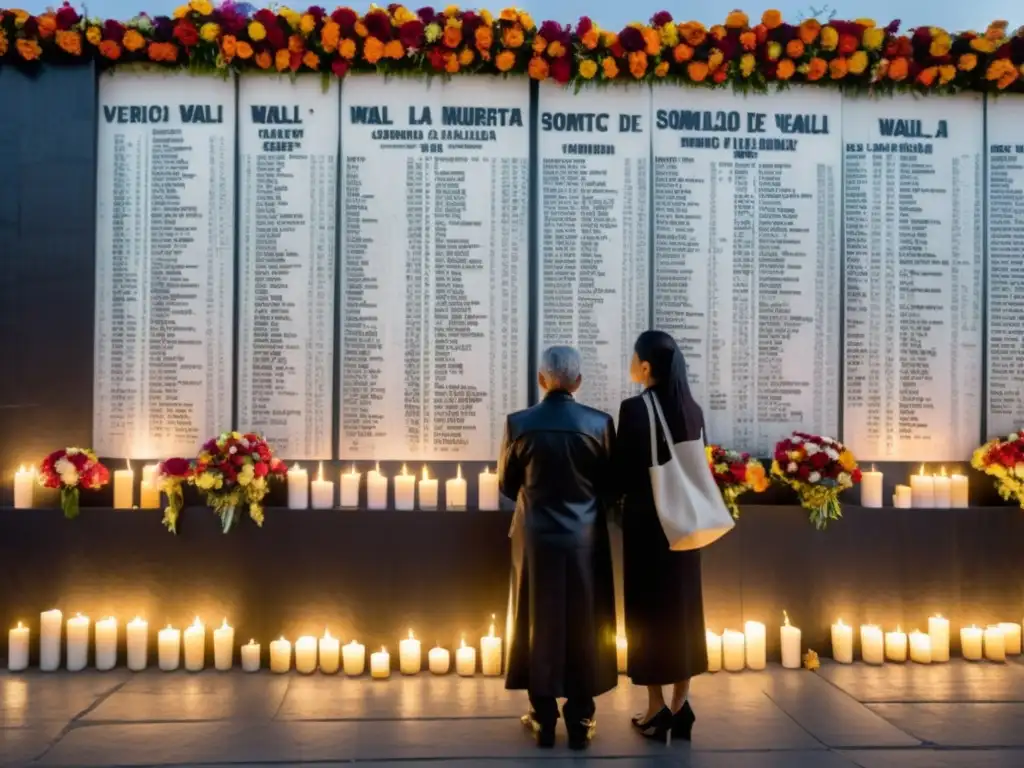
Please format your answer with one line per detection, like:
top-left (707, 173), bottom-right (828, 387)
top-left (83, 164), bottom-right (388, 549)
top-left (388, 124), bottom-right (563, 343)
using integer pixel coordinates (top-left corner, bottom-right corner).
top-left (499, 346), bottom-right (619, 750)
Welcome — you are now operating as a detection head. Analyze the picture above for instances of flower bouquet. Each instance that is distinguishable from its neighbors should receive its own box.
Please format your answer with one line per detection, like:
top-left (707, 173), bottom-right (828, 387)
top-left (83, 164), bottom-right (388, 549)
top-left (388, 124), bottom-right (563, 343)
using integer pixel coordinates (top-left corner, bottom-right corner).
top-left (157, 457), bottom-right (193, 534)
top-left (38, 447), bottom-right (110, 519)
top-left (771, 433), bottom-right (861, 530)
top-left (706, 444), bottom-right (770, 518)
top-left (971, 431), bottom-right (1024, 506)
top-left (191, 432), bottom-right (286, 533)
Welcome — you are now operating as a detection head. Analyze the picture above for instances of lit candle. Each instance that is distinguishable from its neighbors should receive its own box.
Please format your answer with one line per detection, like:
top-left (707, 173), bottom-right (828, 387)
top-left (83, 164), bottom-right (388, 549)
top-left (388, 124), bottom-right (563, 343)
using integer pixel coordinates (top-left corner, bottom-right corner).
top-left (961, 625), bottom-right (983, 661)
top-left (287, 464), bottom-right (309, 509)
top-left (929, 615), bottom-right (950, 662)
top-left (270, 637), bottom-right (291, 673)
top-left (706, 630), bottom-right (722, 672)
top-left (295, 636), bottom-right (318, 674)
top-left (184, 617), bottom-right (205, 672)
top-left (446, 465), bottom-right (467, 510)
top-left (455, 636), bottom-right (476, 676)
top-left (861, 465), bottom-right (883, 508)
top-left (158, 625), bottom-right (181, 671)
top-left (722, 629), bottom-right (745, 672)
top-left (395, 465), bottom-right (415, 511)
top-left (909, 630), bottom-right (931, 664)
top-left (911, 465), bottom-right (934, 508)
top-left (214, 619), bottom-right (234, 671)
top-left (616, 635), bottom-right (628, 674)
top-left (311, 462), bottom-right (334, 509)
top-left (831, 619), bottom-right (853, 664)
top-left (371, 646), bottom-right (390, 679)
top-left (985, 625), bottom-right (1006, 662)
top-left (367, 462), bottom-right (388, 510)
top-left (319, 629), bottom-right (340, 674)
top-left (998, 623), bottom-right (1022, 655)
top-left (343, 640), bottom-right (365, 676)
top-left (932, 467), bottom-right (952, 509)
top-left (8, 622), bottom-right (29, 671)
top-left (139, 464), bottom-right (160, 509)
top-left (399, 629), bottom-right (421, 674)
top-left (66, 613), bottom-right (90, 671)
top-left (127, 617), bottom-right (148, 671)
top-left (885, 626), bottom-right (907, 663)
top-left (429, 644), bottom-right (450, 674)
top-left (114, 460), bottom-right (134, 509)
top-left (340, 465), bottom-right (361, 508)
top-left (14, 465), bottom-right (34, 509)
top-left (418, 466), bottom-right (438, 510)
top-left (951, 470), bottom-right (969, 508)
top-left (744, 621), bottom-right (766, 671)
top-left (95, 617), bottom-right (118, 671)
top-left (481, 615), bottom-right (502, 676)
top-left (860, 625), bottom-right (883, 665)
top-left (40, 609), bottom-right (62, 671)
top-left (780, 612), bottom-right (801, 669)
top-left (241, 639), bottom-right (260, 672)
top-left (893, 485), bottom-right (912, 509)
top-left (478, 466), bottom-right (500, 511)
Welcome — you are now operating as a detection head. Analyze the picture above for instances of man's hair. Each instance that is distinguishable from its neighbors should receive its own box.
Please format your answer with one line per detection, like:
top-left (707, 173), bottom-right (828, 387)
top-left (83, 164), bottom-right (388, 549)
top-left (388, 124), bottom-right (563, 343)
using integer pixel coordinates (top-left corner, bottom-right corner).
top-left (539, 346), bottom-right (582, 389)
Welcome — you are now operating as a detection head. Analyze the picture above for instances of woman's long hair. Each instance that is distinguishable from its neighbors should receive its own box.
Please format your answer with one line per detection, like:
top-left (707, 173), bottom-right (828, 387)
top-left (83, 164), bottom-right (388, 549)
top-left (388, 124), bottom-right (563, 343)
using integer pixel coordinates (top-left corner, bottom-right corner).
top-left (634, 330), bottom-right (704, 443)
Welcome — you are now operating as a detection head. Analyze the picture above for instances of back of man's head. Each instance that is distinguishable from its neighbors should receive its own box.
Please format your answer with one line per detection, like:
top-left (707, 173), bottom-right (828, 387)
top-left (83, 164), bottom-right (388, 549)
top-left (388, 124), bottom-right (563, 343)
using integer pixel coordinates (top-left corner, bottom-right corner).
top-left (539, 346), bottom-right (583, 394)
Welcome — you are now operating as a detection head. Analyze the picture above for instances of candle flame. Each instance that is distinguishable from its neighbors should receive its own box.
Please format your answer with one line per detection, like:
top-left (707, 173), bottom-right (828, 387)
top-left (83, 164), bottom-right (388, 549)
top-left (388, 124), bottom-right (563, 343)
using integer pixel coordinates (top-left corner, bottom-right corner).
top-left (375, 461), bottom-right (380, 473)
top-left (318, 462), bottom-right (324, 482)
top-left (488, 614), bottom-right (496, 637)
top-left (324, 628), bottom-right (332, 640)
top-left (940, 466), bottom-right (947, 477)
top-left (17, 621), bottom-right (23, 629)
top-left (166, 624), bottom-right (172, 630)
top-left (221, 619), bottom-right (229, 629)
top-left (422, 465), bottom-right (429, 481)
top-left (349, 464), bottom-right (358, 476)
top-left (896, 625), bottom-right (901, 633)
top-left (460, 636), bottom-right (466, 649)
top-left (291, 463), bottom-right (300, 472)
top-left (401, 463), bottom-right (409, 476)
top-left (249, 639), bottom-right (255, 645)
top-left (836, 618), bottom-right (845, 627)
top-left (381, 646), bottom-right (387, 653)
top-left (483, 466), bottom-right (491, 475)
top-left (870, 463), bottom-right (876, 472)
top-left (935, 614), bottom-right (943, 619)
top-left (193, 617), bottom-right (202, 628)
top-left (919, 464), bottom-right (926, 476)
top-left (457, 465), bottom-right (463, 480)
top-left (127, 459), bottom-right (132, 472)
top-left (18, 464), bottom-right (25, 473)
top-left (783, 611), bottom-right (790, 627)
top-left (408, 629), bottom-right (414, 639)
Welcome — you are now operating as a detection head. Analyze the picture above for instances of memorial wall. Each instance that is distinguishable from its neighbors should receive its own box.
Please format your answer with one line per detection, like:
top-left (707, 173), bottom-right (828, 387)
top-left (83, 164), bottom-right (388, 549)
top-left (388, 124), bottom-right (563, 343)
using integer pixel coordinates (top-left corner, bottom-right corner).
top-left (86, 71), bottom-right (1023, 463)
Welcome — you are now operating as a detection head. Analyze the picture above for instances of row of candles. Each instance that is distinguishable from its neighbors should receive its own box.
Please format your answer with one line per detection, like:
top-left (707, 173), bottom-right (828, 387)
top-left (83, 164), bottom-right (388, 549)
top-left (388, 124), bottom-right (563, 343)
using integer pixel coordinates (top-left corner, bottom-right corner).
top-left (11, 463), bottom-right (502, 511)
top-left (7, 611), bottom-right (504, 676)
top-left (860, 466), bottom-right (970, 509)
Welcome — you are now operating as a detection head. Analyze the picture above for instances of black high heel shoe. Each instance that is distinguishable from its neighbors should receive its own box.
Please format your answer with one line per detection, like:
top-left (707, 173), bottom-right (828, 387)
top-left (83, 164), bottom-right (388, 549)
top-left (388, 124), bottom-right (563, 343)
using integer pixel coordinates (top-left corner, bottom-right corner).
top-left (632, 707), bottom-right (673, 744)
top-left (671, 700), bottom-right (695, 741)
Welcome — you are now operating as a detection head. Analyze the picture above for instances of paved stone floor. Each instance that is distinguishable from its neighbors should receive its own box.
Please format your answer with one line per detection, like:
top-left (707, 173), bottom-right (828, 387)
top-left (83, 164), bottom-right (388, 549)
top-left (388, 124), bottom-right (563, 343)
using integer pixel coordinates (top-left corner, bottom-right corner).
top-left (5, 660), bottom-right (1024, 766)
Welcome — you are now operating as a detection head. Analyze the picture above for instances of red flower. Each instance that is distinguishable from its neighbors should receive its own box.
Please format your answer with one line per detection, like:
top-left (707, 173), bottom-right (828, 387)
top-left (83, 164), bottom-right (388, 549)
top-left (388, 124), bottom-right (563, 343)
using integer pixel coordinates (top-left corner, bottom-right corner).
top-left (797, 465), bottom-right (811, 481)
top-left (160, 457), bottom-right (192, 477)
top-left (254, 462), bottom-right (269, 478)
top-left (364, 9), bottom-right (392, 40)
top-left (810, 452), bottom-right (829, 470)
top-left (551, 56), bottom-right (571, 83)
top-left (331, 7), bottom-right (357, 32)
top-left (618, 26), bottom-right (644, 52)
top-left (56, 3), bottom-right (80, 30)
top-left (233, 454), bottom-right (246, 466)
top-left (428, 46), bottom-right (447, 70)
top-left (399, 19), bottom-right (424, 49)
top-left (851, 468), bottom-right (863, 483)
top-left (576, 16), bottom-right (593, 36)
top-left (174, 21), bottom-right (200, 47)
top-left (102, 20), bottom-right (125, 42)
top-left (269, 457), bottom-right (286, 474)
top-left (651, 11), bottom-right (673, 27)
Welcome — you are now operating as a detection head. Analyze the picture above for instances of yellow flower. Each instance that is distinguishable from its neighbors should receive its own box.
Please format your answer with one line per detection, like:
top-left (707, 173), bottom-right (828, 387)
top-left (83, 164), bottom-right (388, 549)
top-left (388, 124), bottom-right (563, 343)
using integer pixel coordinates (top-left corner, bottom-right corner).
top-left (820, 25), bottom-right (838, 51)
top-left (459, 46), bottom-right (474, 65)
top-left (354, 20), bottom-right (368, 37)
top-left (248, 21), bottom-right (266, 42)
top-left (200, 22), bottom-right (220, 43)
top-left (938, 64), bottom-right (956, 84)
top-left (173, 5), bottom-right (189, 19)
top-left (340, 38), bottom-right (356, 58)
top-left (480, 9), bottom-right (492, 25)
top-left (579, 58), bottom-right (598, 79)
top-left (425, 22), bottom-right (442, 43)
top-left (970, 37), bottom-right (997, 54)
top-left (862, 27), bottom-right (884, 50)
top-left (838, 450), bottom-right (857, 472)
top-left (655, 60), bottom-right (669, 77)
top-left (766, 41), bottom-right (781, 61)
top-left (659, 22), bottom-right (678, 47)
top-left (855, 18), bottom-right (876, 27)
top-left (189, 0), bottom-right (213, 15)
top-left (444, 4), bottom-right (459, 15)
top-left (499, 8), bottom-right (517, 22)
top-left (300, 14), bottom-right (316, 35)
top-left (238, 464), bottom-right (255, 487)
top-left (707, 48), bottom-right (724, 71)
top-left (930, 34), bottom-right (951, 57)
top-left (803, 649), bottom-right (820, 671)
top-left (848, 50), bottom-right (868, 74)
top-left (280, 7), bottom-right (301, 29)
top-left (725, 10), bottom-right (748, 29)
top-left (740, 52), bottom-right (756, 77)
top-left (519, 13), bottom-right (535, 31)
top-left (393, 6), bottom-right (417, 24)
top-left (86, 25), bottom-right (102, 45)
top-left (958, 52), bottom-right (977, 71)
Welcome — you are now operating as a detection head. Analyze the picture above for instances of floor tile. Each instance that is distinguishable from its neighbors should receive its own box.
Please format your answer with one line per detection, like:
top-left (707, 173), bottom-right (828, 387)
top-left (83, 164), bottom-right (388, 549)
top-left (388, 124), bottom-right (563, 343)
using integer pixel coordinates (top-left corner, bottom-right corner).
top-left (866, 704), bottom-right (1024, 747)
top-left (840, 748), bottom-right (1024, 767)
top-left (817, 660), bottom-right (1024, 703)
top-left (2, 671), bottom-right (129, 725)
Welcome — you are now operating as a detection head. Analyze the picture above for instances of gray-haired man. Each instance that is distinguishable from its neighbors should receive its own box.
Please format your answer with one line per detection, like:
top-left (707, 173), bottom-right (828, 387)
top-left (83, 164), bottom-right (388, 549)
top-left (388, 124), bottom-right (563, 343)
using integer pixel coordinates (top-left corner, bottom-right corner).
top-left (499, 346), bottom-right (619, 750)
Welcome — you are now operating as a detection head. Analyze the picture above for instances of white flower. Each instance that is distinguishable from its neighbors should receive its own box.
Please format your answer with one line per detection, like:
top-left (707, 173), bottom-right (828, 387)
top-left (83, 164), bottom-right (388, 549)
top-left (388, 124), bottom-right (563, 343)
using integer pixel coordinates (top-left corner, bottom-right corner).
top-left (55, 457), bottom-right (74, 476)
top-left (792, 436), bottom-right (804, 444)
top-left (787, 462), bottom-right (798, 473)
top-left (821, 436), bottom-right (835, 445)
top-left (838, 472), bottom-right (851, 485)
top-left (825, 448), bottom-right (839, 461)
top-left (808, 471), bottom-right (821, 483)
top-left (229, 446), bottom-right (238, 454)
top-left (805, 444), bottom-right (820, 456)
top-left (1010, 433), bottom-right (1020, 442)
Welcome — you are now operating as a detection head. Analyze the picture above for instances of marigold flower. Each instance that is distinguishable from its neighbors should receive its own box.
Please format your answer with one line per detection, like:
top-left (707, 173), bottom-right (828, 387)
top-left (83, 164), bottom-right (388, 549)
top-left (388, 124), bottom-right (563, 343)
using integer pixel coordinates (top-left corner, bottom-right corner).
top-left (280, 8), bottom-right (301, 30)
top-left (986, 58), bottom-right (1016, 81)
top-left (642, 26), bottom-right (660, 55)
top-left (96, 39), bottom-right (120, 60)
top-left (221, 34), bottom-right (237, 59)
top-left (354, 21), bottom-right (368, 37)
top-left (502, 24), bottom-right (524, 48)
top-left (393, 6), bottom-right (418, 25)
top-left (725, 10), bottom-right (748, 29)
top-left (659, 22), bottom-right (678, 47)
top-left (364, 35), bottom-right (384, 62)
top-left (687, 60), bottom-right (709, 82)
top-left (499, 8), bottom-right (517, 22)
top-left (998, 71), bottom-right (1018, 90)
top-left (628, 50), bottom-right (647, 78)
top-left (255, 49), bottom-right (272, 68)
top-left (443, 25), bottom-right (462, 48)
top-left (531, 34), bottom-right (546, 53)
top-left (496, 49), bottom-right (516, 71)
top-left (655, 60), bottom-right (669, 77)
top-left (300, 14), bottom-right (316, 35)
top-left (528, 54), bottom-right (549, 79)
top-left (275, 48), bottom-right (290, 70)
top-left (86, 26), bottom-right (101, 45)
top-left (848, 50), bottom-right (869, 74)
top-left (678, 21), bottom-right (706, 46)
top-left (148, 41), bottom-right (178, 62)
top-left (547, 40), bottom-right (566, 58)
top-left (740, 52), bottom-right (756, 77)
top-left (55, 29), bottom-right (82, 55)
top-left (122, 29), bottom-right (145, 51)
top-left (475, 25), bottom-right (493, 52)
top-left (0, 30), bottom-right (9, 58)
top-left (766, 41), bottom-right (781, 61)
top-left (36, 14), bottom-right (57, 38)
top-left (916, 66), bottom-right (938, 87)
top-left (200, 22), bottom-right (220, 43)
top-left (829, 57), bottom-right (848, 79)
top-left (321, 20), bottom-right (340, 52)
top-left (958, 52), bottom-right (977, 71)
top-left (798, 19), bottom-right (820, 44)
top-left (303, 50), bottom-right (319, 69)
top-left (707, 48), bottom-right (724, 71)
top-left (424, 22), bottom-right (441, 42)
top-left (710, 24), bottom-right (727, 41)
top-left (248, 21), bottom-right (266, 41)
top-left (806, 56), bottom-right (827, 80)
top-left (838, 33), bottom-right (858, 55)
top-left (673, 43), bottom-right (693, 62)
top-left (340, 38), bottom-right (356, 58)
top-left (888, 56), bottom-right (909, 80)
top-left (786, 39), bottom-right (805, 58)
top-left (971, 36), bottom-right (998, 54)
top-left (862, 27), bottom-right (884, 50)
top-left (986, 20), bottom-right (1008, 41)
top-left (577, 27), bottom-right (598, 50)
top-left (173, 5), bottom-right (189, 19)
top-left (236, 40), bottom-right (253, 59)
top-left (762, 9), bottom-right (782, 29)
top-left (384, 39), bottom-right (404, 58)
top-left (189, 0), bottom-right (213, 15)
top-left (938, 64), bottom-right (956, 84)
top-left (601, 30), bottom-right (618, 47)
top-left (519, 13), bottom-right (535, 31)
top-left (712, 68), bottom-right (728, 83)
top-left (602, 56), bottom-right (619, 78)
top-left (776, 58), bottom-right (795, 80)
top-left (930, 35), bottom-right (951, 57)
top-left (441, 53), bottom-right (456, 73)
top-left (454, 46), bottom-right (470, 65)
top-left (444, 4), bottom-right (459, 15)
top-left (820, 26), bottom-right (839, 51)
top-left (288, 34), bottom-right (304, 54)
top-left (739, 30), bottom-right (756, 51)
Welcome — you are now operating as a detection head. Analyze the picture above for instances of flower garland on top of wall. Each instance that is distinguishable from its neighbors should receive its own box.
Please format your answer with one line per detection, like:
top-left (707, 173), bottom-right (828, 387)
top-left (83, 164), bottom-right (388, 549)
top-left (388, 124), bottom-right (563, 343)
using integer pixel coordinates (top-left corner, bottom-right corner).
top-left (1, 3), bottom-right (1024, 93)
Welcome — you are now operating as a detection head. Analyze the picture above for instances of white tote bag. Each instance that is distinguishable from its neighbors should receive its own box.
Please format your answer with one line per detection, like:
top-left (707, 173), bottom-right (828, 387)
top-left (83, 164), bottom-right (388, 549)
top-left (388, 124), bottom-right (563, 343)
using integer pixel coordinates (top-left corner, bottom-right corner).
top-left (643, 391), bottom-right (735, 551)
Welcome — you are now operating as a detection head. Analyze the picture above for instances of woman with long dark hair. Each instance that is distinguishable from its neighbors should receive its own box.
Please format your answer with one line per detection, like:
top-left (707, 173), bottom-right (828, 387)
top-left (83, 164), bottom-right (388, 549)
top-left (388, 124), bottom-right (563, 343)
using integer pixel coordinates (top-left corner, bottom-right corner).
top-left (612, 330), bottom-right (707, 742)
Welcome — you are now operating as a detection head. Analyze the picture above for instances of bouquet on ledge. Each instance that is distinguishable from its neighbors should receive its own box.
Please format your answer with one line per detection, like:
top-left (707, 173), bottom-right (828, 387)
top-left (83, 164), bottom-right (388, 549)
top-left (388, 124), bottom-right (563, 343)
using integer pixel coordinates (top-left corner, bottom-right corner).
top-left (38, 447), bottom-right (110, 519)
top-left (706, 444), bottom-right (770, 519)
top-left (771, 433), bottom-right (861, 530)
top-left (190, 432), bottom-right (286, 533)
top-left (971, 431), bottom-right (1024, 506)
top-left (157, 458), bottom-right (193, 534)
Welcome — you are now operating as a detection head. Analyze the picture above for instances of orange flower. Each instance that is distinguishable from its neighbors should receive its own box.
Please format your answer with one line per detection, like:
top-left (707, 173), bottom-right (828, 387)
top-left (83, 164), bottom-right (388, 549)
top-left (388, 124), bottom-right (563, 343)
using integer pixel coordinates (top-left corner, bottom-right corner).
top-left (761, 9), bottom-right (782, 29)
top-left (642, 26), bottom-right (660, 55)
top-left (499, 8), bottom-right (517, 22)
top-left (970, 37), bottom-right (997, 54)
top-left (798, 19), bottom-right (820, 44)
top-left (776, 58), bottom-right (795, 80)
top-left (459, 46), bottom-right (474, 65)
top-left (255, 50), bottom-right (272, 69)
top-left (55, 29), bottom-right (82, 55)
top-left (838, 33), bottom-right (858, 55)
top-left (581, 27), bottom-right (599, 49)
top-left (275, 48), bottom-right (291, 71)
top-left (220, 34), bottom-right (236, 59)
top-left (707, 48), bottom-right (724, 71)
top-left (236, 40), bottom-right (253, 59)
top-left (687, 60), bottom-right (709, 82)
top-left (495, 49), bottom-right (516, 71)
top-left (288, 34), bottom-right (304, 54)
top-left (739, 30), bottom-right (756, 50)
top-left (300, 13), bottom-right (316, 36)
top-left (938, 64), bottom-right (956, 84)
top-left (303, 50), bottom-right (319, 69)
top-left (916, 66), bottom-right (938, 87)
top-left (628, 50), bottom-right (647, 78)
top-left (527, 54), bottom-right (548, 79)
top-left (353, 21), bottom-right (368, 37)
top-left (848, 50), bottom-right (868, 74)
top-left (710, 24), bottom-right (727, 41)
top-left (678, 21), bottom-right (706, 46)
top-left (673, 43), bottom-right (693, 62)
top-left (0, 30), bottom-right (8, 58)
top-left (806, 56), bottom-right (827, 80)
top-left (602, 56), bottom-right (619, 78)
top-left (998, 70), bottom-right (1018, 90)
top-left (786, 39), bottom-right (804, 58)
top-left (986, 20), bottom-right (1008, 41)
top-left (384, 39), bottom-right (403, 58)
top-left (474, 25), bottom-right (493, 52)
top-left (363, 36), bottom-right (384, 63)
top-left (985, 58), bottom-right (1016, 81)
top-left (888, 57), bottom-right (909, 81)
top-left (725, 10), bottom-right (748, 29)
top-left (958, 52), bottom-right (977, 71)
top-left (340, 38), bottom-right (356, 59)
top-left (443, 24), bottom-right (461, 48)
top-left (321, 20), bottom-right (340, 52)
top-left (531, 34), bottom-right (546, 53)
top-left (655, 60), bottom-right (669, 77)
top-left (600, 30), bottom-right (617, 47)
top-left (929, 35), bottom-right (951, 57)
top-left (123, 29), bottom-right (145, 52)
top-left (547, 40), bottom-right (565, 58)
top-left (148, 41), bottom-right (178, 62)
top-left (712, 68), bottom-right (728, 83)
top-left (829, 57), bottom-right (848, 79)
top-left (96, 39), bottom-right (120, 60)
top-left (754, 23), bottom-right (768, 44)
top-left (36, 14), bottom-right (56, 38)
top-left (446, 53), bottom-right (460, 73)
top-left (502, 24), bottom-right (524, 48)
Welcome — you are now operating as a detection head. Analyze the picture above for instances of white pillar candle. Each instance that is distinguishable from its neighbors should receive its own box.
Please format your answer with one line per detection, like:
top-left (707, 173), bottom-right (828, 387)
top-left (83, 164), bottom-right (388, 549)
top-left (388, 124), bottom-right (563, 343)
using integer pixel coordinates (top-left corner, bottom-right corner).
top-left (744, 621), bottom-right (766, 671)
top-left (8, 622), bottom-right (29, 671)
top-left (960, 625), bottom-right (983, 661)
top-left (616, 635), bottom-right (628, 674)
top-left (909, 630), bottom-right (931, 664)
top-left (911, 466), bottom-right (935, 508)
top-left (367, 463), bottom-right (388, 509)
top-left (340, 465), bottom-right (361, 508)
top-left (343, 640), bottom-right (365, 676)
top-left (241, 640), bottom-right (260, 672)
top-left (311, 462), bottom-right (334, 509)
top-left (183, 618), bottom-right (205, 672)
top-left (287, 464), bottom-right (309, 509)
top-left (113, 460), bottom-right (134, 509)
top-left (399, 629), bottom-right (421, 674)
top-left (158, 625), bottom-right (181, 671)
top-left (951, 472), bottom-right (969, 507)
top-left (860, 625), bottom-right (884, 665)
top-left (126, 617), bottom-right (148, 671)
top-left (722, 629), bottom-right (745, 672)
top-left (780, 612), bottom-right (801, 669)
top-left (932, 468), bottom-right (952, 509)
top-left (371, 647), bottom-right (390, 679)
top-left (893, 485), bottom-right (912, 508)
top-left (66, 613), bottom-right (90, 671)
top-left (481, 615), bottom-right (502, 676)
top-left (455, 637), bottom-right (476, 676)
top-left (885, 626), bottom-right (907, 663)
top-left (929, 615), bottom-right (950, 662)
top-left (985, 625), bottom-right (1006, 662)
top-left (831, 619), bottom-right (853, 664)
top-left (295, 636), bottom-right (318, 674)
top-left (428, 645), bottom-right (450, 674)
top-left (861, 465), bottom-right (883, 508)
top-left (478, 466), bottom-right (500, 511)
top-left (418, 466), bottom-right (438, 510)
top-left (270, 637), bottom-right (291, 673)
top-left (40, 609), bottom-right (62, 672)
top-left (998, 623), bottom-right (1022, 655)
top-left (95, 617), bottom-right (118, 671)
top-left (214, 619), bottom-right (234, 671)
top-left (706, 630), bottom-right (722, 672)
top-left (319, 630), bottom-right (340, 674)
top-left (139, 464), bottom-right (160, 509)
top-left (446, 465), bottom-right (467, 510)
top-left (395, 465), bottom-right (416, 511)
top-left (14, 465), bottom-right (34, 509)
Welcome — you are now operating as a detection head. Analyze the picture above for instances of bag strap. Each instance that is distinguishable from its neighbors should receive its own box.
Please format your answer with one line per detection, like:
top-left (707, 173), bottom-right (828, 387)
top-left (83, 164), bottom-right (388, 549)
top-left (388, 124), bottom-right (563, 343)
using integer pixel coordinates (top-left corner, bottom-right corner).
top-left (642, 392), bottom-right (659, 461)
top-left (648, 390), bottom-right (675, 443)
